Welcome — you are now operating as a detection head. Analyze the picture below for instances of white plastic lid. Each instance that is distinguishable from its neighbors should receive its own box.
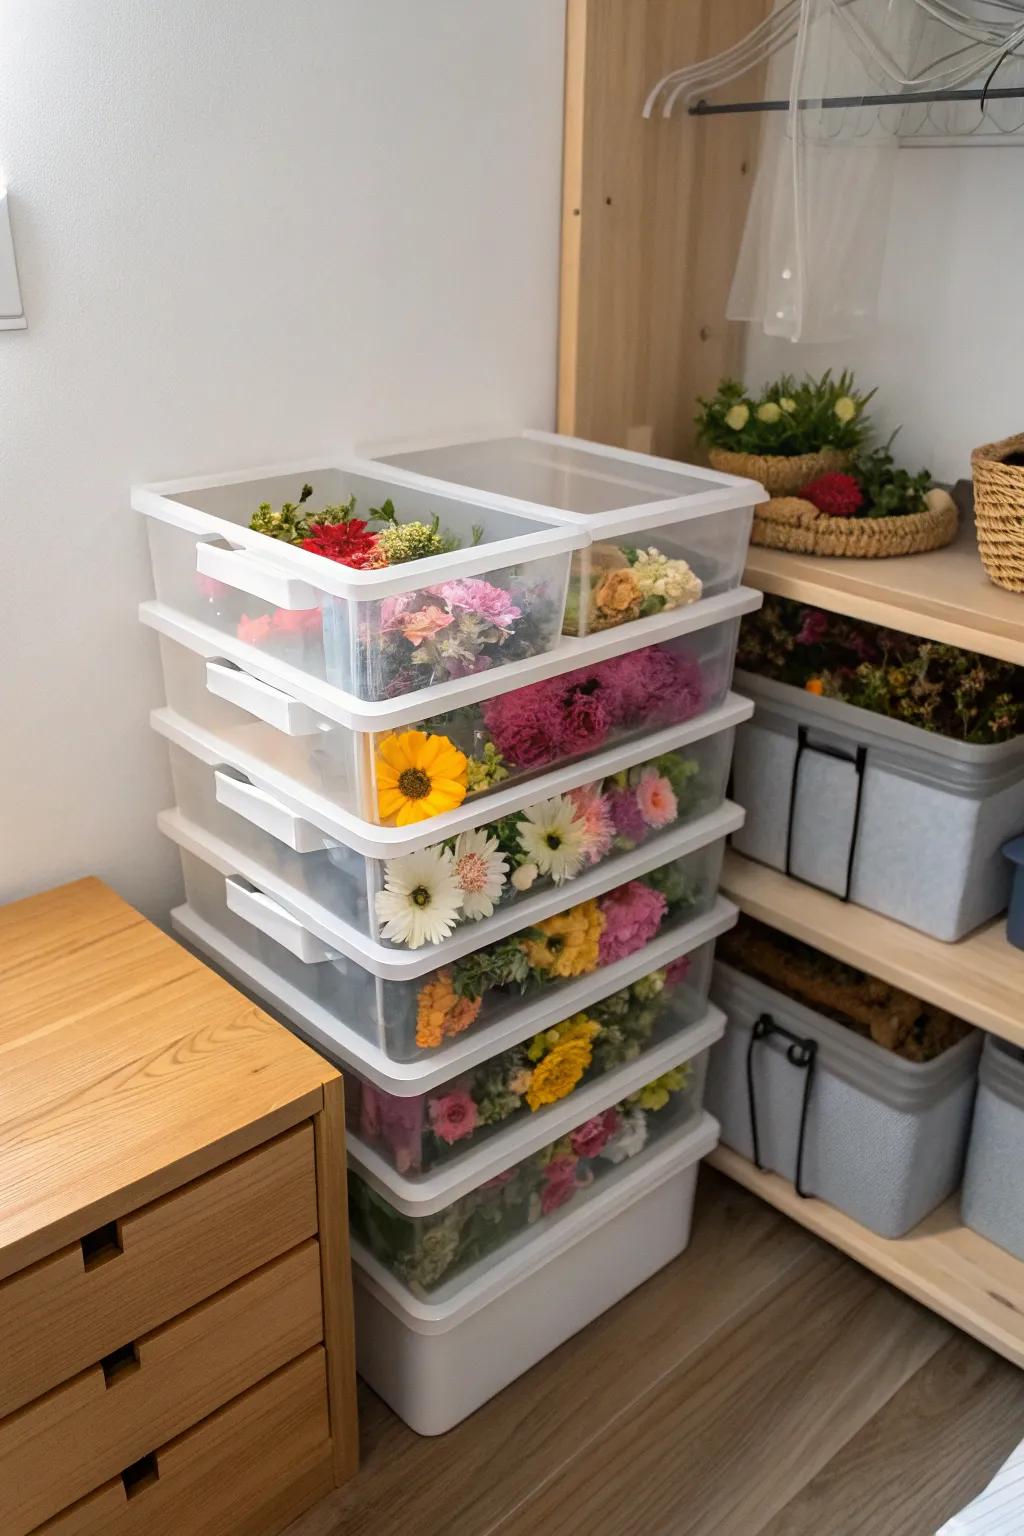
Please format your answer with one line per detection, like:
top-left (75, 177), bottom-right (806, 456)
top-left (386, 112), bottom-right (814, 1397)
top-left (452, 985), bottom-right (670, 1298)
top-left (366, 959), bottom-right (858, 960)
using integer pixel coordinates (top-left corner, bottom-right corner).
top-left (368, 428), bottom-right (768, 540)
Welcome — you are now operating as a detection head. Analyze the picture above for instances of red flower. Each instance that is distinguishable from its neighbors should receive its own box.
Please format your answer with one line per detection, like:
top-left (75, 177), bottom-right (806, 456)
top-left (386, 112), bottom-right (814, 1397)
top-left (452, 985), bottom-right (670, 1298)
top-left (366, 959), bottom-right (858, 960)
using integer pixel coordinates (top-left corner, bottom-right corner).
top-left (800, 472), bottom-right (864, 519)
top-left (300, 519), bottom-right (383, 568)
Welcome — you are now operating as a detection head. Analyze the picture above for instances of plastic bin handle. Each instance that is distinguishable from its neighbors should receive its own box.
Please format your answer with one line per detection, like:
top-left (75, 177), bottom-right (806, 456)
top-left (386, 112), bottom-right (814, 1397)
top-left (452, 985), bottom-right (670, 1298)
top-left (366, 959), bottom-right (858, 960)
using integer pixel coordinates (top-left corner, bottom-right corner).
top-left (205, 660), bottom-right (322, 737)
top-left (214, 771), bottom-right (332, 853)
top-left (223, 876), bottom-right (339, 964)
top-left (196, 540), bottom-right (320, 612)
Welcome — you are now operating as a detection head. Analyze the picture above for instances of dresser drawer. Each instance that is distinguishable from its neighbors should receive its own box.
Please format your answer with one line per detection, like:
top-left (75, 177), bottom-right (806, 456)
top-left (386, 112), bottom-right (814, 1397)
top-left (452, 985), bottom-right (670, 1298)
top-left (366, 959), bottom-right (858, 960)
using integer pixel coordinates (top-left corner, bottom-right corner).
top-left (0, 1124), bottom-right (317, 1418)
top-left (33, 1347), bottom-right (333, 1536)
top-left (2, 1239), bottom-right (323, 1536)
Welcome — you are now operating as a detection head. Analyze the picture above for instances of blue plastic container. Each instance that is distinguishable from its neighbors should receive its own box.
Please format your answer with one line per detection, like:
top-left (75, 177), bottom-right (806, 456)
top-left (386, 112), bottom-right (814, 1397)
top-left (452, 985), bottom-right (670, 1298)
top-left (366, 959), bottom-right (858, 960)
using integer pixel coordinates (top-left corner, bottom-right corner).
top-left (1003, 835), bottom-right (1024, 950)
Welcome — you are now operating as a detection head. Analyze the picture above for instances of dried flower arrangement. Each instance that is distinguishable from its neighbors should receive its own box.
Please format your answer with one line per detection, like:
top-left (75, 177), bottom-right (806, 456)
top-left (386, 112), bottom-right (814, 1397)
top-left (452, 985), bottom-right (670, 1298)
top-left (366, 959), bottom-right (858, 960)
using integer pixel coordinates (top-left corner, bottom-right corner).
top-left (349, 1067), bottom-right (694, 1293)
top-left (718, 916), bottom-right (972, 1063)
top-left (373, 746), bottom-right (711, 948)
top-left (738, 596), bottom-right (1023, 744)
top-left (411, 864), bottom-right (706, 1051)
top-left (565, 544), bottom-right (703, 636)
top-left (229, 484), bottom-right (560, 698)
top-left (356, 956), bottom-right (697, 1174)
top-left (368, 640), bottom-right (709, 826)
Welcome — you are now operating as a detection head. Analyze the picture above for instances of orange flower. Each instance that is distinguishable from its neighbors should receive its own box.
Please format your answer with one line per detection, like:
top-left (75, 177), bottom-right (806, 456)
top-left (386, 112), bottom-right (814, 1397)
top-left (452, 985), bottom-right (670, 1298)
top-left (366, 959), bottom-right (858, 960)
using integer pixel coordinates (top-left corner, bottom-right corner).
top-left (415, 970), bottom-right (483, 1050)
top-left (594, 567), bottom-right (643, 621)
top-left (805, 678), bottom-right (824, 695)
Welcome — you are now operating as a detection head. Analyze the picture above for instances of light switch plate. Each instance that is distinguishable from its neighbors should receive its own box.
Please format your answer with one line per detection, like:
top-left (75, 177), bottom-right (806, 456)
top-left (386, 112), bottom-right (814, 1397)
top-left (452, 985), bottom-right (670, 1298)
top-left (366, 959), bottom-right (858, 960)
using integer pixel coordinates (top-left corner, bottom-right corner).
top-left (0, 191), bottom-right (26, 330)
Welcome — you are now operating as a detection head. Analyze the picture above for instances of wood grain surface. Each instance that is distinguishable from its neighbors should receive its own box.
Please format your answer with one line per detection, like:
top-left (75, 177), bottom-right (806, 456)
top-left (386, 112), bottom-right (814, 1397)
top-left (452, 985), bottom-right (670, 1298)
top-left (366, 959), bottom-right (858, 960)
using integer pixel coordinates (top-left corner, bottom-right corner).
top-left (0, 877), bottom-right (336, 1275)
top-left (286, 1172), bottom-right (1023, 1536)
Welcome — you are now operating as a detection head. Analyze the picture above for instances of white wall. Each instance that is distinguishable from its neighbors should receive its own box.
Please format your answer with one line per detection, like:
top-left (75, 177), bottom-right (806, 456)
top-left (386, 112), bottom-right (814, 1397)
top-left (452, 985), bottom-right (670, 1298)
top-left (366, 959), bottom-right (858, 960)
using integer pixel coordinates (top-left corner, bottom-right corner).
top-left (745, 146), bottom-right (1024, 483)
top-left (0, 0), bottom-right (565, 920)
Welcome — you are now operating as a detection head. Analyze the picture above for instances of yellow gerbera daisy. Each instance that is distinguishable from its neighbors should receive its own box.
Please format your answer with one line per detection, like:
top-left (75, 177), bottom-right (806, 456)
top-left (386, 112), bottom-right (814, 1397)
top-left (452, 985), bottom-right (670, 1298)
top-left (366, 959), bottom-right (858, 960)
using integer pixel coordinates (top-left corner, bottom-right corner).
top-left (375, 730), bottom-right (469, 825)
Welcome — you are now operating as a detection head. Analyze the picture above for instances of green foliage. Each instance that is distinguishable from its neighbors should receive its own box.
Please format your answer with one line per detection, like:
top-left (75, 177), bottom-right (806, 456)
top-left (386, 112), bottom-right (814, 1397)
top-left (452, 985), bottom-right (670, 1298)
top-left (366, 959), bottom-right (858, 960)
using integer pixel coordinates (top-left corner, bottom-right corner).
top-left (451, 933), bottom-right (538, 1000)
top-left (696, 370), bottom-right (875, 455)
top-left (853, 441), bottom-right (932, 518)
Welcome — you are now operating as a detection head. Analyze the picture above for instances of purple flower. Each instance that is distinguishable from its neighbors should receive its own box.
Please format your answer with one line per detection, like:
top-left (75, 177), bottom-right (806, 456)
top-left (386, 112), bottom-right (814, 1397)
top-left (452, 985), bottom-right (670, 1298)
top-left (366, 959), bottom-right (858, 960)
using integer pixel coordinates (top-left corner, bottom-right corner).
top-left (606, 786), bottom-right (648, 846)
top-left (796, 609), bottom-right (829, 647)
top-left (482, 679), bottom-right (564, 768)
top-left (430, 579), bottom-right (521, 631)
top-left (555, 670), bottom-right (613, 755)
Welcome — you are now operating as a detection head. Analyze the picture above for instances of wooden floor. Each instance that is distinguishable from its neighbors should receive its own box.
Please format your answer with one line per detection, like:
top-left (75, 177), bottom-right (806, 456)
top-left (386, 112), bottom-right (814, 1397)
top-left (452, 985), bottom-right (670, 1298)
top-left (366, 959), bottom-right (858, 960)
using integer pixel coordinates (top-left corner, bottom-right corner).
top-left (287, 1172), bottom-right (1024, 1536)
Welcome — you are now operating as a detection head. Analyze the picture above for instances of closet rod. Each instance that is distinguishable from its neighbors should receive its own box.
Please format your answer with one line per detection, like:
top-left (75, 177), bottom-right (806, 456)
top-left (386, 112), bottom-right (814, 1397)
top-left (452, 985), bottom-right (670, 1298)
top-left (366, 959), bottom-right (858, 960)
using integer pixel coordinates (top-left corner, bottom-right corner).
top-left (689, 85), bottom-right (1024, 115)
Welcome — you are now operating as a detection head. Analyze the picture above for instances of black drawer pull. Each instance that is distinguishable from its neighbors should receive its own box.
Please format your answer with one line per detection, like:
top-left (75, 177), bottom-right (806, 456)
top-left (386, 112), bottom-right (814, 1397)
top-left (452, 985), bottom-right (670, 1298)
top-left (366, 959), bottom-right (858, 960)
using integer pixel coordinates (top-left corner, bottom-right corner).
top-left (101, 1340), bottom-right (140, 1387)
top-left (122, 1452), bottom-right (159, 1499)
top-left (80, 1220), bottom-right (123, 1270)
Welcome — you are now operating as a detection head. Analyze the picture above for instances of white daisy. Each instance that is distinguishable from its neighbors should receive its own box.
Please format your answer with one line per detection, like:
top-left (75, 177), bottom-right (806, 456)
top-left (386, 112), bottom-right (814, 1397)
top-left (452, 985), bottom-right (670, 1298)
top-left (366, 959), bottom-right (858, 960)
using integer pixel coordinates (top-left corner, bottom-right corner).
top-left (451, 828), bottom-right (508, 921)
top-left (375, 846), bottom-right (463, 948)
top-left (516, 796), bottom-right (587, 884)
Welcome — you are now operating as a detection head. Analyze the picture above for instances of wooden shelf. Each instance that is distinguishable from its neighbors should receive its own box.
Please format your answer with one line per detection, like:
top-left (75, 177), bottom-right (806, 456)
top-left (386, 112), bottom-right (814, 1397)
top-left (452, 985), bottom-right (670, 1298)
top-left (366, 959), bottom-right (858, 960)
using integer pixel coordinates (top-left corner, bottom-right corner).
top-left (743, 518), bottom-right (1024, 667)
top-left (708, 1146), bottom-right (1024, 1370)
top-left (721, 853), bottom-right (1024, 1048)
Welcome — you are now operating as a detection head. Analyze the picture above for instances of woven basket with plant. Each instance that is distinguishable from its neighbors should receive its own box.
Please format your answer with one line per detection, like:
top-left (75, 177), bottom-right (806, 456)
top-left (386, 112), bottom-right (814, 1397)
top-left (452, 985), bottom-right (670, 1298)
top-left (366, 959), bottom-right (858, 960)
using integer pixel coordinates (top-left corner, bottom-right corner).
top-left (697, 371), bottom-right (957, 559)
top-left (972, 433), bottom-right (1024, 593)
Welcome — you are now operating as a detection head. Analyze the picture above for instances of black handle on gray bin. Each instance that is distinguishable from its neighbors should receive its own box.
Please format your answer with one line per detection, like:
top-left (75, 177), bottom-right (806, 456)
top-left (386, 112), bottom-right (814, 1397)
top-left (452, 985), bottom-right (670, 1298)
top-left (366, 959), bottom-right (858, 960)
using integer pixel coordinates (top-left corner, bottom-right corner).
top-left (784, 725), bottom-right (867, 903)
top-left (746, 1011), bottom-right (818, 1200)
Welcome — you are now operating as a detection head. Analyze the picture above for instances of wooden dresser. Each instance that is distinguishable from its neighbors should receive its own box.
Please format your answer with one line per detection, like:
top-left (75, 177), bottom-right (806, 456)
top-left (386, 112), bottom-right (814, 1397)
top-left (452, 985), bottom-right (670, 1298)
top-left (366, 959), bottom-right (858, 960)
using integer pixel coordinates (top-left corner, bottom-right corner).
top-left (0, 878), bottom-right (358, 1536)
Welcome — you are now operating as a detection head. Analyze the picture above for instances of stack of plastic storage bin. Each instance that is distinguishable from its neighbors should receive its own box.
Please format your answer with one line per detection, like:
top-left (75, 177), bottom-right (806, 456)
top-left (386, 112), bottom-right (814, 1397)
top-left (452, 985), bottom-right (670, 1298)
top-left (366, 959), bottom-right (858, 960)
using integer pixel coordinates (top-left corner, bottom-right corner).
top-left (135, 430), bottom-right (764, 1434)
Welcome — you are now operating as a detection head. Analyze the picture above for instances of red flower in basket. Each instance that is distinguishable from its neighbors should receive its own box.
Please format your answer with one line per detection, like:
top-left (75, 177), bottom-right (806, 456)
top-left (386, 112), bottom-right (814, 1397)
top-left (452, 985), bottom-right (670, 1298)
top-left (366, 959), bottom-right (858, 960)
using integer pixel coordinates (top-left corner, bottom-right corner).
top-left (300, 519), bottom-right (383, 568)
top-left (800, 472), bottom-right (864, 519)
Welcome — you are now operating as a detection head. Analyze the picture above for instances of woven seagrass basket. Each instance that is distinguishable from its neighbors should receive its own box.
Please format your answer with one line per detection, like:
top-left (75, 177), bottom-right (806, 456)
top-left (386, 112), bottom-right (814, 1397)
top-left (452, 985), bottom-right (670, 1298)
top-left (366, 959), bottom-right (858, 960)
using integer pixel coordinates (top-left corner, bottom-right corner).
top-left (971, 433), bottom-right (1024, 593)
top-left (751, 488), bottom-right (958, 558)
top-left (708, 445), bottom-right (850, 497)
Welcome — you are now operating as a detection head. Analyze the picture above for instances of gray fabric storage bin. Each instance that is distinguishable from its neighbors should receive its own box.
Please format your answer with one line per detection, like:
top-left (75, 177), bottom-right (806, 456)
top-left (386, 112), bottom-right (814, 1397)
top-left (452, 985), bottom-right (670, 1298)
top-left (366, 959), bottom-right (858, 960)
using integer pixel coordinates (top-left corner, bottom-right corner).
top-left (708, 962), bottom-right (981, 1238)
top-left (730, 670), bottom-right (1024, 942)
top-left (961, 1036), bottom-right (1024, 1261)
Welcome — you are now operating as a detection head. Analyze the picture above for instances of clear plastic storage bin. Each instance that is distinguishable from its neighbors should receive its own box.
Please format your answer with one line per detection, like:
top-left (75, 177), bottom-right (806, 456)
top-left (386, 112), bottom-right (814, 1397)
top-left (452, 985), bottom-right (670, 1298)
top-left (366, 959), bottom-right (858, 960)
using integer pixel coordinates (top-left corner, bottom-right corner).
top-left (170, 817), bottom-right (737, 1063)
top-left (371, 430), bottom-right (764, 638)
top-left (146, 589), bottom-right (756, 837)
top-left (348, 1058), bottom-right (709, 1296)
top-left (164, 720), bottom-right (739, 949)
top-left (134, 459), bottom-right (589, 704)
top-left (346, 972), bottom-right (719, 1176)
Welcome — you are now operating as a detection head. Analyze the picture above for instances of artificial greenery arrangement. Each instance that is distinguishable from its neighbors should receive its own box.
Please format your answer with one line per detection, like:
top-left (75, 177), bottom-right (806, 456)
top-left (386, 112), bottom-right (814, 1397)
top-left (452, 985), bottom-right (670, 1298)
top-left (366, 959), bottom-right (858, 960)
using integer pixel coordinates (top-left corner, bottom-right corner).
top-left (696, 370), bottom-right (874, 459)
top-left (697, 369), bottom-right (958, 557)
top-left (248, 482), bottom-right (465, 566)
top-left (738, 595), bottom-right (1024, 744)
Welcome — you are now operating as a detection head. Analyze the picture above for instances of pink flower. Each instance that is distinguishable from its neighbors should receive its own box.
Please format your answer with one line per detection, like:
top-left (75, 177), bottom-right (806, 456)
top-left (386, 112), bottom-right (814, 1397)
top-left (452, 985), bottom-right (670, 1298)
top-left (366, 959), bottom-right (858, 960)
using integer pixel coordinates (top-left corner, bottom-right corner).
top-left (541, 1154), bottom-right (580, 1215)
top-left (271, 606), bottom-right (322, 636)
top-left (570, 1107), bottom-right (621, 1160)
top-left (598, 880), bottom-right (668, 965)
top-left (635, 769), bottom-right (678, 829)
top-left (430, 579), bottom-right (521, 631)
top-left (400, 605), bottom-right (455, 647)
top-left (379, 592), bottom-right (424, 633)
top-left (481, 1166), bottom-right (517, 1192)
top-left (796, 608), bottom-right (829, 646)
top-left (603, 648), bottom-right (704, 727)
top-left (553, 670), bottom-right (614, 755)
top-left (606, 786), bottom-right (648, 846)
top-left (664, 954), bottom-right (692, 987)
top-left (237, 612), bottom-right (274, 646)
top-left (482, 680), bottom-right (564, 768)
top-left (360, 1085), bottom-right (425, 1174)
top-left (568, 784), bottom-right (615, 865)
top-left (428, 1090), bottom-right (479, 1145)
